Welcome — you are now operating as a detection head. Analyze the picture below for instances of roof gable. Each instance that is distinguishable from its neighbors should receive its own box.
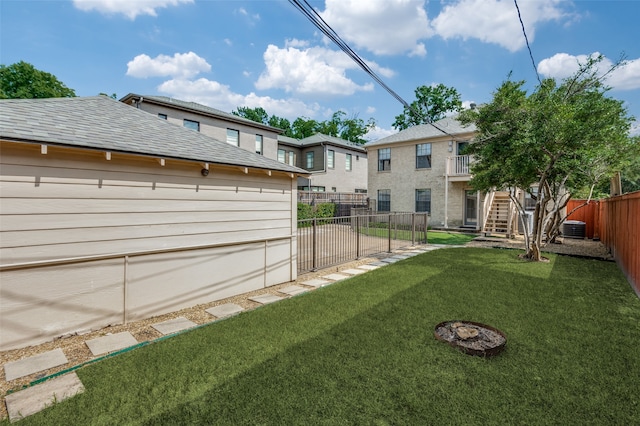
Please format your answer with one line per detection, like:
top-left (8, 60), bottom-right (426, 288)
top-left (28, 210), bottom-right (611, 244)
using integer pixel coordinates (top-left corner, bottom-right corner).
top-left (0, 96), bottom-right (306, 174)
top-left (365, 116), bottom-right (476, 147)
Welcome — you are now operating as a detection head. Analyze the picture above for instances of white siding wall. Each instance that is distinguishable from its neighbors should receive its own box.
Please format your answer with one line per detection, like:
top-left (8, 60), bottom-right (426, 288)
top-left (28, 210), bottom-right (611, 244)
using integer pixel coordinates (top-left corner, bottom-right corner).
top-left (0, 142), bottom-right (297, 350)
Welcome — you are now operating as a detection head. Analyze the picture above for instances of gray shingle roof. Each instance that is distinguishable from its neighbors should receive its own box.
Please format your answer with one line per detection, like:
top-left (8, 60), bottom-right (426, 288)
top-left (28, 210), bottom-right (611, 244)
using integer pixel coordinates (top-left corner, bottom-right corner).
top-left (0, 96), bottom-right (307, 174)
top-left (365, 116), bottom-right (476, 147)
top-left (277, 133), bottom-right (366, 153)
top-left (120, 93), bottom-right (282, 134)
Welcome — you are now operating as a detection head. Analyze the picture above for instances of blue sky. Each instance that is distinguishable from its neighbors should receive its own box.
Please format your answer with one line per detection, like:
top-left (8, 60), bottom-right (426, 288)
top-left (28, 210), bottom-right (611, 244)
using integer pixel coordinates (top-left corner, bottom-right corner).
top-left (2, 0), bottom-right (639, 139)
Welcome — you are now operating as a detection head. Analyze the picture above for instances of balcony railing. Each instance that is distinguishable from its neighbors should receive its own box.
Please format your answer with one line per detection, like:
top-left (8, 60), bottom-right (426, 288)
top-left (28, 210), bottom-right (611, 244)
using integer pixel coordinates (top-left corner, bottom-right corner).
top-left (446, 155), bottom-right (472, 177)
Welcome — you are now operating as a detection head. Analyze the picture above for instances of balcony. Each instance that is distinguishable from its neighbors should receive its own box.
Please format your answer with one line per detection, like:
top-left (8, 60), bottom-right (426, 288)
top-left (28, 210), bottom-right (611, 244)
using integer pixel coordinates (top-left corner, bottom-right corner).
top-left (445, 155), bottom-right (473, 181)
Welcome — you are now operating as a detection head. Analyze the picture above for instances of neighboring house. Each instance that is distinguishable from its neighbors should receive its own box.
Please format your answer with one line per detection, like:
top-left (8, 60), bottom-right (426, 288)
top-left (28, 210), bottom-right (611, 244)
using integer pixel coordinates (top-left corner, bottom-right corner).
top-left (0, 96), bottom-right (307, 351)
top-left (119, 93), bottom-right (282, 159)
top-left (366, 114), bottom-right (532, 235)
top-left (277, 133), bottom-right (368, 194)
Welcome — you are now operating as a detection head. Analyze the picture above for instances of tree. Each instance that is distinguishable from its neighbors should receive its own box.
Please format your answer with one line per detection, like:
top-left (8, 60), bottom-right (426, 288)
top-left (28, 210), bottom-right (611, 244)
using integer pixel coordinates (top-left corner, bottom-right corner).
top-left (232, 106), bottom-right (375, 144)
top-left (458, 55), bottom-right (635, 261)
top-left (393, 83), bottom-right (462, 130)
top-left (0, 61), bottom-right (76, 99)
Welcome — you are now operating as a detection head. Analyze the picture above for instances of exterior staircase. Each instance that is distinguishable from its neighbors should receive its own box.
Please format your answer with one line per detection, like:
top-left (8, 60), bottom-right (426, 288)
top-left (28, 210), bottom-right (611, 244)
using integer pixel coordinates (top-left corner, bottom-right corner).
top-left (483, 193), bottom-right (512, 236)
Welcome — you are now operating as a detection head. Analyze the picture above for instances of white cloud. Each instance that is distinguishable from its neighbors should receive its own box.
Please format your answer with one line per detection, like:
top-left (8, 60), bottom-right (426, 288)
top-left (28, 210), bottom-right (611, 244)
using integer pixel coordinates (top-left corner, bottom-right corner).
top-left (538, 53), bottom-right (640, 91)
top-left (364, 125), bottom-right (396, 142)
top-left (126, 52), bottom-right (211, 79)
top-left (430, 0), bottom-right (569, 52)
top-left (321, 0), bottom-right (431, 56)
top-left (255, 44), bottom-right (396, 97)
top-left (157, 78), bottom-right (325, 120)
top-left (72, 0), bottom-right (192, 20)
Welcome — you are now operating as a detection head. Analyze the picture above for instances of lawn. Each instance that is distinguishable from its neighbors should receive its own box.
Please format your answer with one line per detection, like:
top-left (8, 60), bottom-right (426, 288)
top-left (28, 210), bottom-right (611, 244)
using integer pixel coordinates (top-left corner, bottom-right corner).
top-left (9, 248), bottom-right (639, 425)
top-left (359, 228), bottom-right (477, 245)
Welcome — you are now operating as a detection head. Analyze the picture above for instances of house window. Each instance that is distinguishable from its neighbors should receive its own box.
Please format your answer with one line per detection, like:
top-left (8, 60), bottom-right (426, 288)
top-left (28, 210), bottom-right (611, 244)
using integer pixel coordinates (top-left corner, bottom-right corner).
top-left (345, 154), bottom-right (352, 171)
top-left (378, 148), bottom-right (390, 171)
top-left (355, 188), bottom-right (367, 194)
top-left (328, 150), bottom-right (335, 169)
top-left (378, 189), bottom-right (390, 212)
top-left (306, 152), bottom-right (314, 169)
top-left (278, 149), bottom-right (286, 163)
top-left (415, 189), bottom-right (431, 213)
top-left (332, 187), bottom-right (337, 192)
top-left (255, 135), bottom-right (263, 155)
top-left (226, 129), bottom-right (239, 146)
top-left (183, 119), bottom-right (199, 131)
top-left (158, 113), bottom-right (167, 120)
top-left (288, 151), bottom-right (296, 166)
top-left (416, 143), bottom-right (431, 169)
top-left (457, 141), bottom-right (470, 155)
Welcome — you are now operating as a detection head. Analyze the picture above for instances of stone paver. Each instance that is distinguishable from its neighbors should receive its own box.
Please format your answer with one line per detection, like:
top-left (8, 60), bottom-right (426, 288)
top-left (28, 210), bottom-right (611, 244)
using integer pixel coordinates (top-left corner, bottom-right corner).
top-left (301, 278), bottom-right (331, 288)
top-left (151, 317), bottom-right (197, 335)
top-left (369, 261), bottom-right (388, 266)
top-left (322, 273), bottom-right (350, 281)
top-left (278, 285), bottom-right (309, 296)
top-left (5, 372), bottom-right (85, 422)
top-left (341, 268), bottom-right (367, 275)
top-left (85, 331), bottom-right (139, 356)
top-left (380, 257), bottom-right (401, 263)
top-left (206, 303), bottom-right (244, 318)
top-left (249, 294), bottom-right (284, 305)
top-left (357, 264), bottom-right (379, 271)
top-left (4, 348), bottom-right (68, 382)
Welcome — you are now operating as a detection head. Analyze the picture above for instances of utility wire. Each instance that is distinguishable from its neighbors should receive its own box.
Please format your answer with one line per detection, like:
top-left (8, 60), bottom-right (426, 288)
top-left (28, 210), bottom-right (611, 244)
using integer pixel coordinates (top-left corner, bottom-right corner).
top-left (288, 0), bottom-right (461, 140)
top-left (514, 0), bottom-right (541, 85)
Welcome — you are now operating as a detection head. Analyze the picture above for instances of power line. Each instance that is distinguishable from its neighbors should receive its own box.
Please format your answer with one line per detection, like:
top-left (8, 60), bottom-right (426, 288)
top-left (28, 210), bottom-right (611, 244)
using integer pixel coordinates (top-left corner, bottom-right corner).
top-left (513, 0), bottom-right (541, 85)
top-left (288, 0), bottom-right (460, 140)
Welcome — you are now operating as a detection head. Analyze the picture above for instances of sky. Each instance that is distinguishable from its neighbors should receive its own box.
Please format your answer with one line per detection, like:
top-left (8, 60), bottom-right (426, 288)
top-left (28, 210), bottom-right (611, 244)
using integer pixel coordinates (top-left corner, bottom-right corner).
top-left (2, 0), bottom-right (639, 140)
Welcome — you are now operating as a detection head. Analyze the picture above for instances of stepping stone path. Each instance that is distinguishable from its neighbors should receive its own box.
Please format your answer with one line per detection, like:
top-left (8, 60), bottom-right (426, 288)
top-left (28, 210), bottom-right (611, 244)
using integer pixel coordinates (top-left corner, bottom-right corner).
top-left (249, 294), bottom-right (284, 305)
top-left (4, 348), bottom-right (68, 382)
top-left (85, 331), bottom-right (139, 356)
top-left (357, 264), bottom-right (379, 271)
top-left (341, 268), bottom-right (367, 275)
top-left (301, 278), bottom-right (330, 287)
top-left (322, 273), bottom-right (350, 281)
top-left (278, 285), bottom-right (308, 296)
top-left (151, 317), bottom-right (197, 335)
top-left (5, 372), bottom-right (85, 422)
top-left (206, 303), bottom-right (244, 318)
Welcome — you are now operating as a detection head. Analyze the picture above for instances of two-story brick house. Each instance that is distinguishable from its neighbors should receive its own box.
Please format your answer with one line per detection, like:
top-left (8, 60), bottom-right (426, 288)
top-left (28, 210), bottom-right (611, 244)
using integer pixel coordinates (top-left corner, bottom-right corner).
top-left (119, 94), bottom-right (368, 195)
top-left (278, 133), bottom-right (368, 194)
top-left (366, 115), bottom-right (484, 230)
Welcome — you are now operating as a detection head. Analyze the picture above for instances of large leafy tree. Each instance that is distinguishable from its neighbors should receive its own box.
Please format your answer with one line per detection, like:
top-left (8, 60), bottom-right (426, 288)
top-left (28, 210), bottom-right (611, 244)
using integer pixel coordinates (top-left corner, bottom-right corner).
top-left (232, 107), bottom-right (375, 144)
top-left (393, 83), bottom-right (462, 130)
top-left (0, 61), bottom-right (76, 99)
top-left (459, 55), bottom-right (635, 261)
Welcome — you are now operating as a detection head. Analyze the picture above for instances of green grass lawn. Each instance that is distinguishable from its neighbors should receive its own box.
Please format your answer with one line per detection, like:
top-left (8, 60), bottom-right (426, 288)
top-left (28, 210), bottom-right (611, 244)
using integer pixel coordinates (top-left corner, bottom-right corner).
top-left (9, 248), bottom-right (640, 425)
top-left (359, 228), bottom-right (477, 245)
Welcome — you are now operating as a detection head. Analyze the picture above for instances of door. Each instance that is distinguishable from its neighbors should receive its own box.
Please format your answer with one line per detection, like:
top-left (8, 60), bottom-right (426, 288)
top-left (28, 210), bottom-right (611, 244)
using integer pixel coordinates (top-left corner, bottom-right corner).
top-left (464, 190), bottom-right (477, 227)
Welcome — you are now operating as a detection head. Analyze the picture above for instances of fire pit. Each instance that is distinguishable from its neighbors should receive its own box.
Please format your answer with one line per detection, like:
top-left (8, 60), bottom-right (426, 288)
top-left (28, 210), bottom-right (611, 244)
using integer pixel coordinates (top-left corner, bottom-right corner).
top-left (434, 320), bottom-right (507, 357)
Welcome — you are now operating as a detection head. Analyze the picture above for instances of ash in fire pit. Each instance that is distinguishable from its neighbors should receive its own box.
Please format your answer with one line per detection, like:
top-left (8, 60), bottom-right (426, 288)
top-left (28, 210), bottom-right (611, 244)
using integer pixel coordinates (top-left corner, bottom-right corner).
top-left (434, 320), bottom-right (506, 357)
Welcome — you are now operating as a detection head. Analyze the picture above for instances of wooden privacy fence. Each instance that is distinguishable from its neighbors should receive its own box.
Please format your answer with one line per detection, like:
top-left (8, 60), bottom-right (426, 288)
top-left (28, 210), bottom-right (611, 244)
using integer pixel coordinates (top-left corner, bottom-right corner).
top-left (297, 212), bottom-right (428, 273)
top-left (567, 192), bottom-right (640, 296)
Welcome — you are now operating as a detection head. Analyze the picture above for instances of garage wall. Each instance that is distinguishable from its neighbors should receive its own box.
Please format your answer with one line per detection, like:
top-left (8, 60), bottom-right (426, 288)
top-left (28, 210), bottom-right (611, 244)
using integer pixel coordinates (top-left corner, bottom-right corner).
top-left (0, 142), bottom-right (297, 350)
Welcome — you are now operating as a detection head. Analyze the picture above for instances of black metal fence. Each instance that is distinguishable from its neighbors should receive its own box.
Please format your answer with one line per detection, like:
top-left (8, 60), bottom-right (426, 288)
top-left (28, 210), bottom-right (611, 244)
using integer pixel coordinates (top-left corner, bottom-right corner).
top-left (297, 212), bottom-right (428, 273)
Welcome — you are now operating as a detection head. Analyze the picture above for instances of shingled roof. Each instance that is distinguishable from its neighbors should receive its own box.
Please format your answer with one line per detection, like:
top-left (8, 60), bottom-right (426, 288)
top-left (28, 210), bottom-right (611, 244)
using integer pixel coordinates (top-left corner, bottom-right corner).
top-left (365, 115), bottom-right (476, 147)
top-left (0, 96), bottom-right (307, 175)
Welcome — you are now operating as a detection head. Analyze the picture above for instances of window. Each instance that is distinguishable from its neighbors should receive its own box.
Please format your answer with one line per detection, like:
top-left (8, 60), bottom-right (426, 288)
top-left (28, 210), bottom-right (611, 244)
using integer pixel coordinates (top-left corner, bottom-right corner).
top-left (331, 187), bottom-right (337, 192)
top-left (158, 113), bottom-right (167, 120)
top-left (288, 151), bottom-right (296, 166)
top-left (306, 151), bottom-right (314, 169)
top-left (416, 143), bottom-right (431, 169)
top-left (345, 154), bottom-right (352, 171)
top-left (378, 190), bottom-right (390, 212)
top-left (328, 150), bottom-right (335, 169)
top-left (378, 148), bottom-right (390, 171)
top-left (278, 149), bottom-right (286, 163)
top-left (457, 141), bottom-right (470, 155)
top-left (183, 119), bottom-right (200, 131)
top-left (415, 189), bottom-right (431, 213)
top-left (255, 135), bottom-right (263, 155)
top-left (226, 129), bottom-right (239, 146)
top-left (355, 188), bottom-right (367, 194)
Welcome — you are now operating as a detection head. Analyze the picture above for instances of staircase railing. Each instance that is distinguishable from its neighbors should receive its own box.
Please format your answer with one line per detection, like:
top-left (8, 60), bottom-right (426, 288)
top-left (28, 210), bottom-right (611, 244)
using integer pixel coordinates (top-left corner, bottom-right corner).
top-left (482, 190), bottom-right (496, 232)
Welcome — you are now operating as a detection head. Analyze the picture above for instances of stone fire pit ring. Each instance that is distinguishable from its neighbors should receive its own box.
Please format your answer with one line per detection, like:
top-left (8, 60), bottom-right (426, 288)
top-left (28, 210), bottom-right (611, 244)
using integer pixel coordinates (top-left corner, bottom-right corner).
top-left (434, 320), bottom-right (507, 357)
